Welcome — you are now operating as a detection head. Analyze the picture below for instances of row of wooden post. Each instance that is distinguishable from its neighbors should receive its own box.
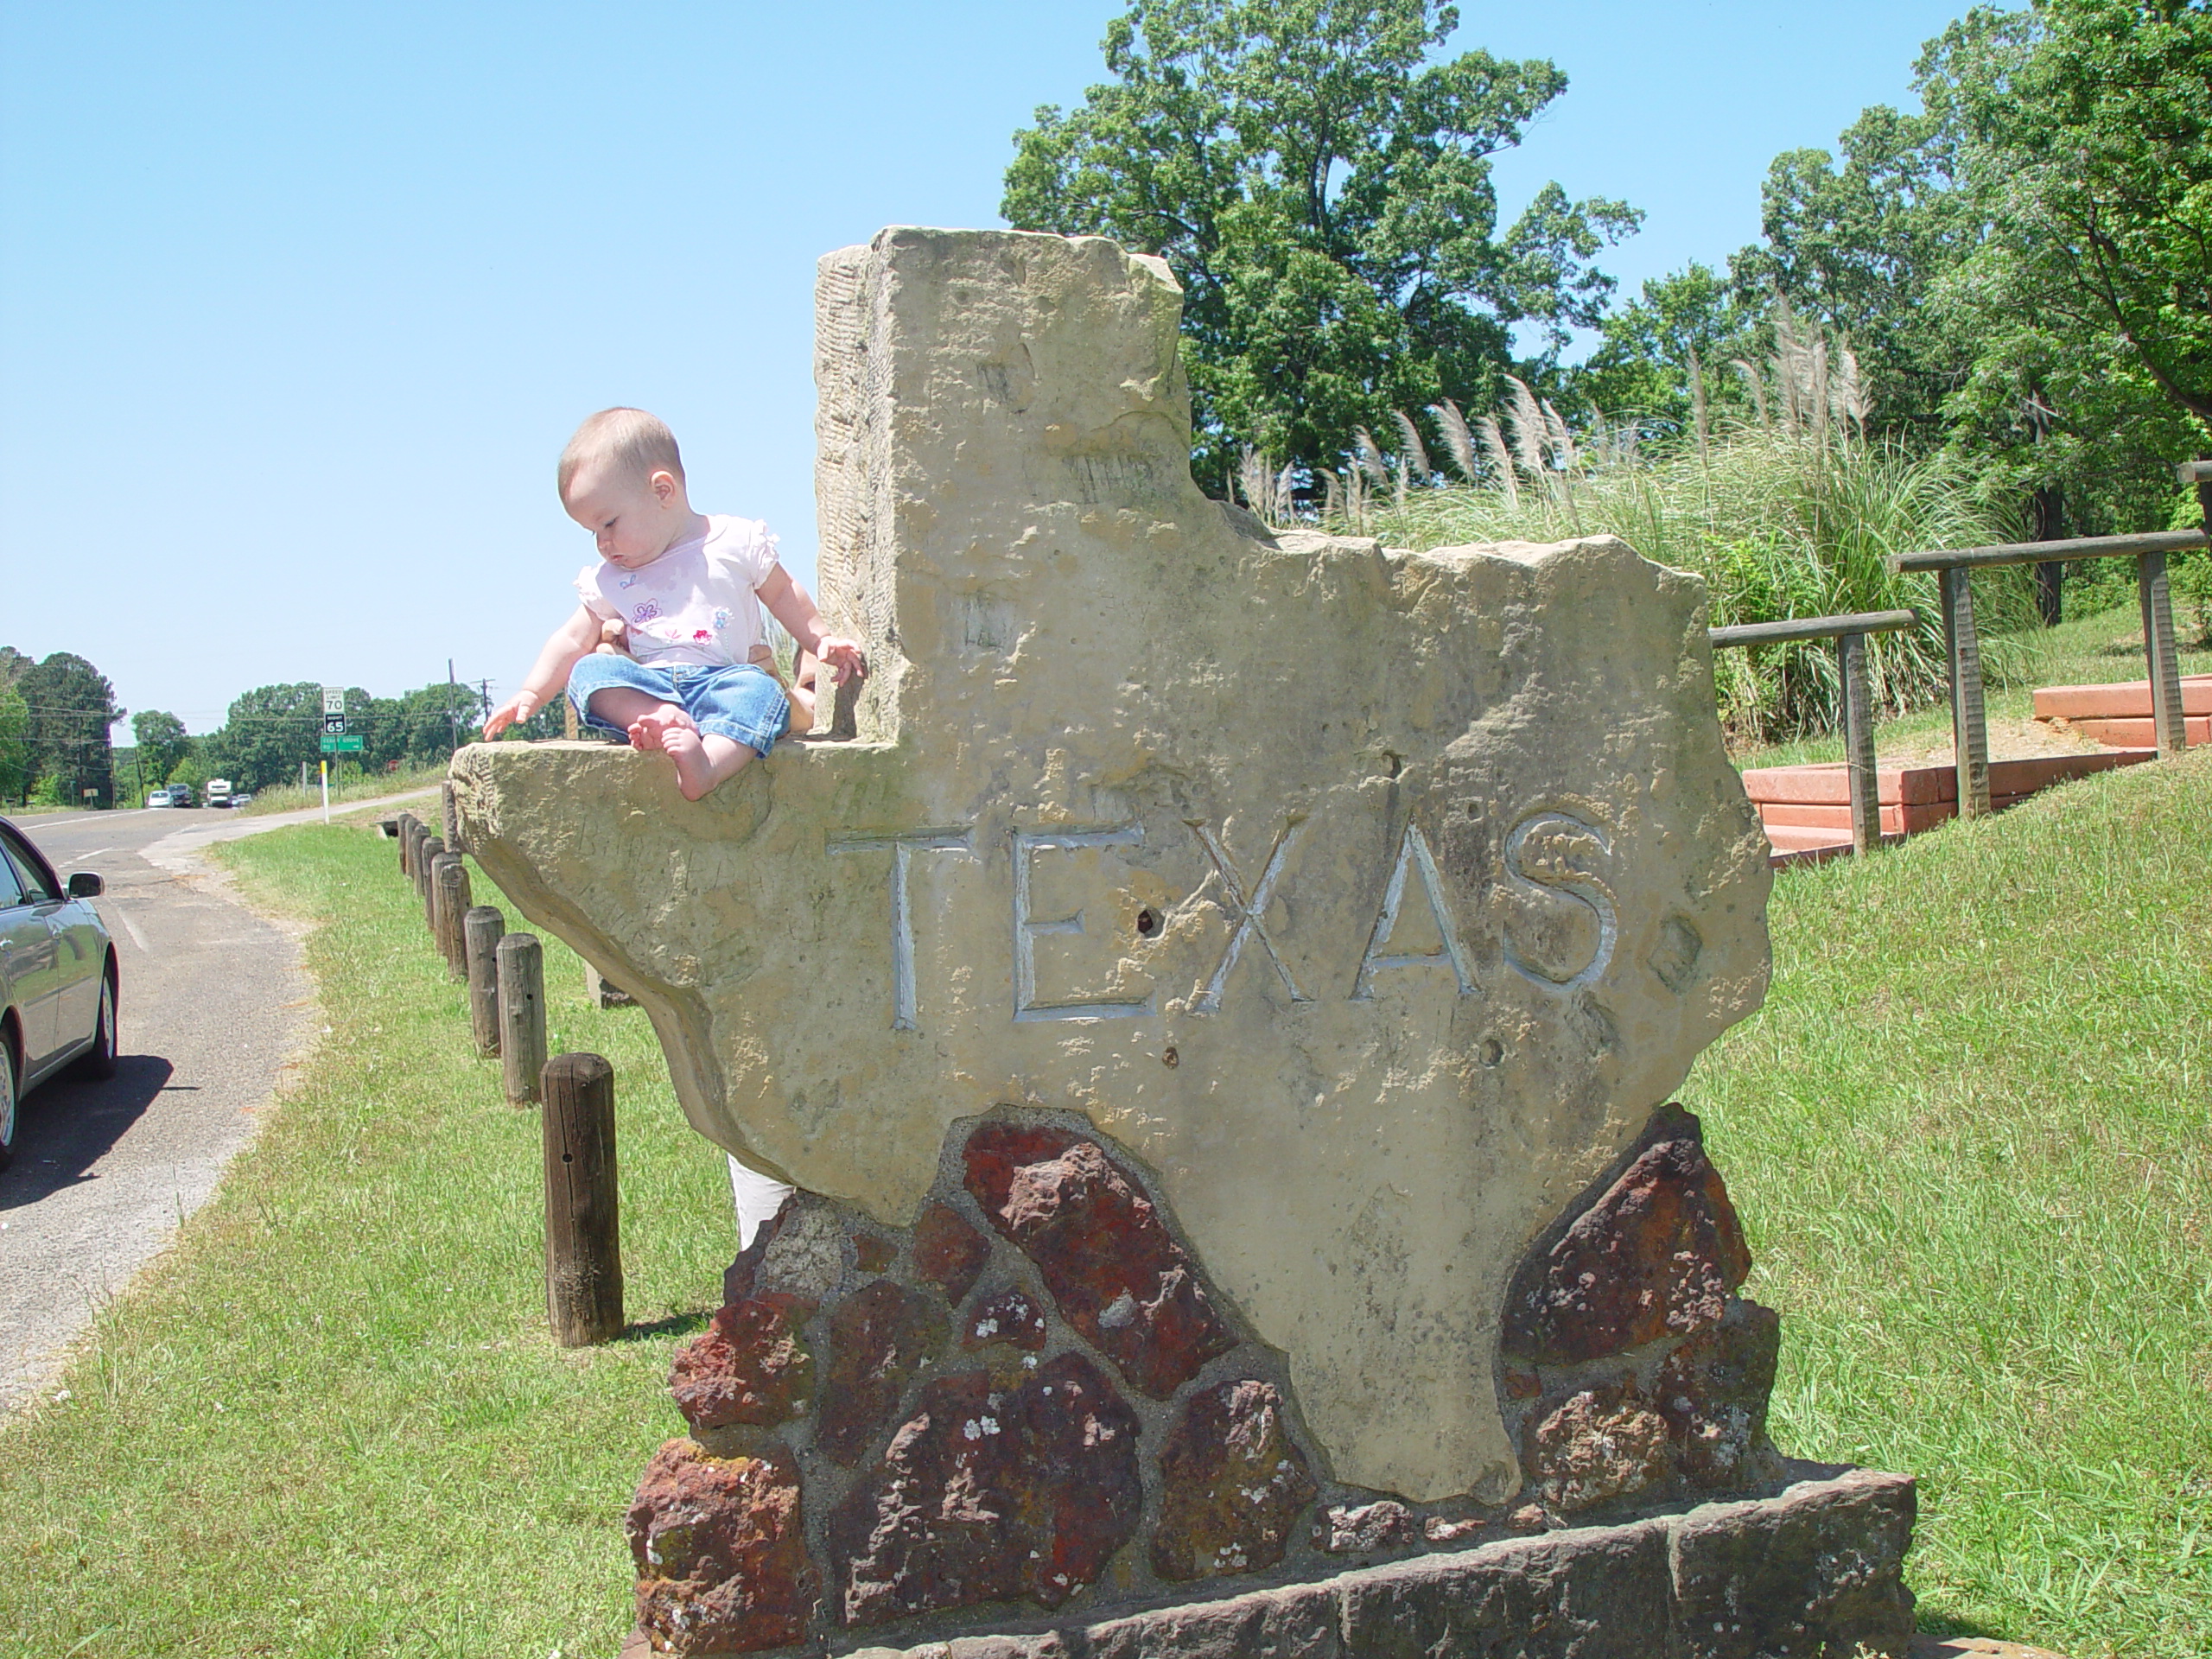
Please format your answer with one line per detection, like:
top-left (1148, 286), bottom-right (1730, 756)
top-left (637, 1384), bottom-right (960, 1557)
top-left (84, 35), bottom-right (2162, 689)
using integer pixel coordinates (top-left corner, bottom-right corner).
top-left (391, 786), bottom-right (622, 1346)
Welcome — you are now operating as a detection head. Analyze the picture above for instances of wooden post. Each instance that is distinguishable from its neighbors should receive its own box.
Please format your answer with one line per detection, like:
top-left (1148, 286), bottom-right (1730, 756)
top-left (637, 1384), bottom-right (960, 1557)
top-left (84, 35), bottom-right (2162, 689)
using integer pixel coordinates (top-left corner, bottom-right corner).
top-left (563, 696), bottom-right (578, 741)
top-left (584, 958), bottom-right (637, 1008)
top-left (1941, 567), bottom-right (1992, 820)
top-left (2138, 550), bottom-right (2187, 757)
top-left (464, 906), bottom-right (505, 1056)
top-left (418, 836), bottom-right (445, 931)
top-left (497, 932), bottom-right (548, 1105)
top-left (1840, 632), bottom-right (1880, 855)
top-left (397, 813), bottom-right (417, 877)
top-left (435, 855), bottom-right (472, 982)
top-left (540, 1052), bottom-right (623, 1345)
top-left (441, 780), bottom-right (464, 855)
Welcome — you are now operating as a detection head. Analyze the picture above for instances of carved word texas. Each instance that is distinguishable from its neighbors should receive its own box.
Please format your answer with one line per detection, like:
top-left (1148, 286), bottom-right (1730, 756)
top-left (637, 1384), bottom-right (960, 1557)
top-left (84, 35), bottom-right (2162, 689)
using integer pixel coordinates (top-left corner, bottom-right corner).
top-left (830, 806), bottom-right (1616, 1031)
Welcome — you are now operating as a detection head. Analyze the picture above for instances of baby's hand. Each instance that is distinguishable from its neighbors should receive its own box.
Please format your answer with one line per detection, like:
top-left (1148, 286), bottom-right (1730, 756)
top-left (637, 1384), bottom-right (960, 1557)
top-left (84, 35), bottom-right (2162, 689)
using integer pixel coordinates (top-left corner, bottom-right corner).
top-left (817, 635), bottom-right (868, 686)
top-left (482, 692), bottom-right (535, 739)
top-left (594, 619), bottom-right (631, 657)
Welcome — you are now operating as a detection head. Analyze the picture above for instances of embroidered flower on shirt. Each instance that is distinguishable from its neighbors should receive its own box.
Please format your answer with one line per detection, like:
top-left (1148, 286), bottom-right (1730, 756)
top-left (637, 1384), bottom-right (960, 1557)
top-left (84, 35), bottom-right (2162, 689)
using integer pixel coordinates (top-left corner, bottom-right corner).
top-left (712, 607), bottom-right (732, 631)
top-left (618, 575), bottom-right (638, 589)
top-left (632, 601), bottom-right (662, 623)
top-left (693, 629), bottom-right (712, 643)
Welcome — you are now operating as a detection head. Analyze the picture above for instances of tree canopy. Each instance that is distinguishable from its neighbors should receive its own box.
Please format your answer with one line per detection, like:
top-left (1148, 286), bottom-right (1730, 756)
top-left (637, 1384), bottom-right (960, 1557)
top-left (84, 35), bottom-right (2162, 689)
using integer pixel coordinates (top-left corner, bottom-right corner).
top-left (15, 652), bottom-right (122, 807)
top-left (1002, 0), bottom-right (1637, 486)
top-left (130, 710), bottom-right (192, 786)
top-left (205, 678), bottom-right (483, 791)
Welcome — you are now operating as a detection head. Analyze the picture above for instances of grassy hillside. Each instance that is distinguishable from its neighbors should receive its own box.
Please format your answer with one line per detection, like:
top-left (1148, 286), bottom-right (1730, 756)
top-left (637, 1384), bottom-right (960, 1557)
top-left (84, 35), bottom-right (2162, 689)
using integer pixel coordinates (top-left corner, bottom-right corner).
top-left (1693, 747), bottom-right (2212, 1655)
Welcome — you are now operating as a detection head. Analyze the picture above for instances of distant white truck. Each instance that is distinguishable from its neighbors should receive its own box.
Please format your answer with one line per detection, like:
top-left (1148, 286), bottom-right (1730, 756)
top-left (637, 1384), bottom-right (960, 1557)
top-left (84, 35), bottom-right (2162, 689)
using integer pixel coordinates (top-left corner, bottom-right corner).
top-left (206, 778), bottom-right (234, 808)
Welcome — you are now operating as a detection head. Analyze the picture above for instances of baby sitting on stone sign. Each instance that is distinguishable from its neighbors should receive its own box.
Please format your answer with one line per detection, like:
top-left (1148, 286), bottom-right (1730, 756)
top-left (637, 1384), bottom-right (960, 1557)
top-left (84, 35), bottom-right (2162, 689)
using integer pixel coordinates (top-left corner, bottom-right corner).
top-left (482, 407), bottom-right (864, 799)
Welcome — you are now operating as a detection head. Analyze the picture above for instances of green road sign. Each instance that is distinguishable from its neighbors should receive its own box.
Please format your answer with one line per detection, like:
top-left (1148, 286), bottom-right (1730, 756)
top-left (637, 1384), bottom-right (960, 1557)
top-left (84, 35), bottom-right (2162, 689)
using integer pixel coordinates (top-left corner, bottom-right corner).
top-left (320, 735), bottom-right (365, 753)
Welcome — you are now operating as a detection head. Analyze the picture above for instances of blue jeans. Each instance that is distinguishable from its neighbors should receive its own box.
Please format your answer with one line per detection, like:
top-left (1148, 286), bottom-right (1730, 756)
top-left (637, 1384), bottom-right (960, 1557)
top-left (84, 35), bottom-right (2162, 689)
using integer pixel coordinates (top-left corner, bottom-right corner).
top-left (566, 657), bottom-right (791, 759)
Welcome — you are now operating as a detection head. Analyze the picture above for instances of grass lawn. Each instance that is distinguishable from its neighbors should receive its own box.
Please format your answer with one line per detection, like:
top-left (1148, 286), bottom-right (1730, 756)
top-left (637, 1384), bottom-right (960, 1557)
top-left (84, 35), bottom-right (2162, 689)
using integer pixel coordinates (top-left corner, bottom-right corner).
top-left (1692, 747), bottom-right (2212, 1656)
top-left (236, 764), bottom-right (453, 817)
top-left (2, 747), bottom-right (2208, 1655)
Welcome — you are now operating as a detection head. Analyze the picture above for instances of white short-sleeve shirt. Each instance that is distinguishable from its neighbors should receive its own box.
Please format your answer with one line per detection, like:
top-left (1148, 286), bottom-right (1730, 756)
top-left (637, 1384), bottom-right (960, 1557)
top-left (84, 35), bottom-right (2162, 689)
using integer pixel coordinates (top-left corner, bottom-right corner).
top-left (574, 516), bottom-right (779, 669)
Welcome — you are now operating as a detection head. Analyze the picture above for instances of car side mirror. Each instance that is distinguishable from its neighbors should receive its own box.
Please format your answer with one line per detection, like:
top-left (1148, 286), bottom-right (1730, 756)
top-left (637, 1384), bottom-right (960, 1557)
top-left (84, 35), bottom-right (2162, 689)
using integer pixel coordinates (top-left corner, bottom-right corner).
top-left (67, 872), bottom-right (103, 898)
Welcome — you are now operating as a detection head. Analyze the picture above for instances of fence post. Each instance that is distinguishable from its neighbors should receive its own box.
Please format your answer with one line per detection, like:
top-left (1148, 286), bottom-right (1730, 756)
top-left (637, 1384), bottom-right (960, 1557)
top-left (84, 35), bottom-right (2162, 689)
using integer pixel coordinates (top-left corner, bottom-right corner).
top-left (441, 780), bottom-right (464, 855)
top-left (584, 958), bottom-right (637, 1008)
top-left (2137, 550), bottom-right (2187, 757)
top-left (418, 836), bottom-right (445, 932)
top-left (540, 1052), bottom-right (623, 1346)
top-left (1840, 632), bottom-right (1880, 855)
top-left (435, 855), bottom-right (472, 982)
top-left (1941, 568), bottom-right (1992, 820)
top-left (397, 813), bottom-right (417, 878)
top-left (464, 906), bottom-right (505, 1056)
top-left (497, 933), bottom-right (548, 1105)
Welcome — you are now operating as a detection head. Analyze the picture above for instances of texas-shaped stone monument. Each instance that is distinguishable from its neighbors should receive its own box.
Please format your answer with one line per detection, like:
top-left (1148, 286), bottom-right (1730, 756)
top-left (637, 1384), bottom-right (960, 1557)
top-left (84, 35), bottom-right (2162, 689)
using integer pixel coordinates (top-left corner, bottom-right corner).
top-left (450, 229), bottom-right (1912, 1654)
top-left (455, 224), bottom-right (1770, 1497)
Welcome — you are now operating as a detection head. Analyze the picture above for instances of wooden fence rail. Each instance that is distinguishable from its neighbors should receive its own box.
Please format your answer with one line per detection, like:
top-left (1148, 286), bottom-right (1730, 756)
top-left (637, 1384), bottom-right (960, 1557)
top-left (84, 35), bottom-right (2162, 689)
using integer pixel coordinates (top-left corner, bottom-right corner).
top-left (1888, 483), bottom-right (2211, 819)
top-left (1709, 609), bottom-right (1918, 855)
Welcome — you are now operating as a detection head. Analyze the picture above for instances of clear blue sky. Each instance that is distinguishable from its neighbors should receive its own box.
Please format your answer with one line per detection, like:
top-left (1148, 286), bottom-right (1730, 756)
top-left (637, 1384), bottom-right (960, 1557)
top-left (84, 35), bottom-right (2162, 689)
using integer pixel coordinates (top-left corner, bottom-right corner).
top-left (1, 1), bottom-right (1970, 734)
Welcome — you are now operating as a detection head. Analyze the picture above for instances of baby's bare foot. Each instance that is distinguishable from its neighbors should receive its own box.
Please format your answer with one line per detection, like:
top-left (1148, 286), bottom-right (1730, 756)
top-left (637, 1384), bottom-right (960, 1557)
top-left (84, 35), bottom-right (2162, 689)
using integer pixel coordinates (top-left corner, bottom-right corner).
top-left (628, 704), bottom-right (695, 752)
top-left (660, 727), bottom-right (717, 800)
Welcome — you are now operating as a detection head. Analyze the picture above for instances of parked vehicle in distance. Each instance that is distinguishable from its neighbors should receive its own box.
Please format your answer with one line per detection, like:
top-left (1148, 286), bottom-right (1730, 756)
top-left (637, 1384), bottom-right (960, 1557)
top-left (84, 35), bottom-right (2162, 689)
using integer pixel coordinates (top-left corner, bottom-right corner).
top-left (0, 814), bottom-right (118, 1170)
top-left (146, 788), bottom-right (173, 808)
top-left (165, 784), bottom-right (195, 808)
top-left (206, 778), bottom-right (233, 808)
top-left (230, 791), bottom-right (253, 807)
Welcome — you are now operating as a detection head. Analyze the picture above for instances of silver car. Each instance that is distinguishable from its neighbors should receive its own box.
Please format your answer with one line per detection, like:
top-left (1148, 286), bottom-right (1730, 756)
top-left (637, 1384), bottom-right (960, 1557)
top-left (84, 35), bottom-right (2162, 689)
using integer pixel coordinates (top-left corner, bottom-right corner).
top-left (0, 816), bottom-right (117, 1171)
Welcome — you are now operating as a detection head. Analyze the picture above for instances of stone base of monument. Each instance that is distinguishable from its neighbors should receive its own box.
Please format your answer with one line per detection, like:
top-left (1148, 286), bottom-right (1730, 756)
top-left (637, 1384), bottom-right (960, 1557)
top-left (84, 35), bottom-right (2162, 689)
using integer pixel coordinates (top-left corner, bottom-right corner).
top-left (613, 1104), bottom-right (1916, 1658)
top-left (620, 1465), bottom-right (1913, 1658)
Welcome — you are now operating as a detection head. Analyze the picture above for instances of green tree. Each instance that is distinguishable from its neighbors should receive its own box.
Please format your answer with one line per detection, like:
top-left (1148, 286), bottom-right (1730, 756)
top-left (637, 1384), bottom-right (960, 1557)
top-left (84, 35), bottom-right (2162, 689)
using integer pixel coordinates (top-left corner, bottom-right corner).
top-left (1732, 101), bottom-right (1976, 442)
top-left (1918, 0), bottom-right (2211, 544)
top-left (1938, 1), bottom-right (2212, 435)
top-left (18, 652), bottom-right (122, 808)
top-left (130, 710), bottom-right (192, 785)
top-left (365, 682), bottom-right (481, 772)
top-left (1001, 0), bottom-right (1638, 486)
top-left (0, 689), bottom-right (29, 804)
top-left (1573, 263), bottom-right (1762, 432)
top-left (166, 752), bottom-right (210, 795)
top-left (207, 683), bottom-right (333, 792)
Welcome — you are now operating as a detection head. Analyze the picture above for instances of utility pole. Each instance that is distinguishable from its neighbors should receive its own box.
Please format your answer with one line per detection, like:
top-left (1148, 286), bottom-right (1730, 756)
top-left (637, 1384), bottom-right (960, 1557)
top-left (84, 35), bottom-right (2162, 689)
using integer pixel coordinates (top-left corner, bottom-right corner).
top-left (447, 658), bottom-right (462, 753)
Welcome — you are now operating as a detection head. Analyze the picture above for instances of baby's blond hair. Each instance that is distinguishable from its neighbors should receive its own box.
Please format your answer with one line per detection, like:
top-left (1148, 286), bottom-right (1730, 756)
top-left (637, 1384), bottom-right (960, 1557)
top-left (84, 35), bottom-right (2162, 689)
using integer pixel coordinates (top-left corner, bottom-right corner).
top-left (557, 407), bottom-right (685, 501)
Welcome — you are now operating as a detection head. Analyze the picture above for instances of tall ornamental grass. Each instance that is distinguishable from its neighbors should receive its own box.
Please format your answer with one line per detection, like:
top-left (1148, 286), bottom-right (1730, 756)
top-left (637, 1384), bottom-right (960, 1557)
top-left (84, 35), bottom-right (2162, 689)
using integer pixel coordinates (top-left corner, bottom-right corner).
top-left (1256, 315), bottom-right (2037, 745)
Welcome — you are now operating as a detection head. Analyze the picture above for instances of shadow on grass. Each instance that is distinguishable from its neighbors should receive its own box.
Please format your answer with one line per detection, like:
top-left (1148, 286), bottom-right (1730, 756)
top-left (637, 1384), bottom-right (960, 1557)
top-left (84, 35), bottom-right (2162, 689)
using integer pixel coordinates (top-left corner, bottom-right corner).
top-left (614, 1311), bottom-right (709, 1345)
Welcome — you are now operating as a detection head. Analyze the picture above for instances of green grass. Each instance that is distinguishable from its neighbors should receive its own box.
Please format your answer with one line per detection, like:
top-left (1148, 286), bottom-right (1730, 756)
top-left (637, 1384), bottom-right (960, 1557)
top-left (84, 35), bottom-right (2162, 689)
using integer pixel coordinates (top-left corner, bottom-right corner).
top-left (236, 762), bottom-right (451, 816)
top-left (1693, 747), bottom-right (2212, 1656)
top-left (0, 820), bottom-right (737, 1656)
top-left (3, 759), bottom-right (2209, 1656)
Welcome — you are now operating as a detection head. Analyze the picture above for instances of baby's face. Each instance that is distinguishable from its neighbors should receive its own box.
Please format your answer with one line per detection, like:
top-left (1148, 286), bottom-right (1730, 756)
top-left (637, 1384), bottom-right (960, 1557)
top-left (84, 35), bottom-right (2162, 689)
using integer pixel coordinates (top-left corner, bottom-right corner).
top-left (563, 463), bottom-right (683, 569)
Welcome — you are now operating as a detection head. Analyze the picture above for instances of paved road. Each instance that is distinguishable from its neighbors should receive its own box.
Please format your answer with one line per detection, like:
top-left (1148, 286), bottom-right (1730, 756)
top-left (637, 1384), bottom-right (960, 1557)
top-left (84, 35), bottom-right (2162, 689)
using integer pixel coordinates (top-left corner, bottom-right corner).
top-left (0, 791), bottom-right (435, 1412)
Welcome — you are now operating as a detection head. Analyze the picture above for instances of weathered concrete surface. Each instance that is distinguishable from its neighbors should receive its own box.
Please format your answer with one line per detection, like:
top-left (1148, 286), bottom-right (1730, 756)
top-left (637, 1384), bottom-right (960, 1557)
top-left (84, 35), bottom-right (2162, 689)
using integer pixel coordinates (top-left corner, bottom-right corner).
top-left (454, 226), bottom-right (1770, 1503)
